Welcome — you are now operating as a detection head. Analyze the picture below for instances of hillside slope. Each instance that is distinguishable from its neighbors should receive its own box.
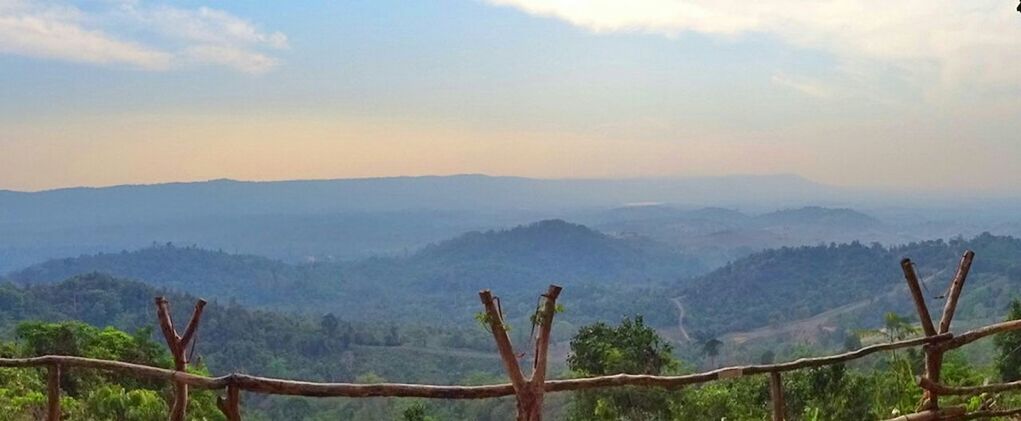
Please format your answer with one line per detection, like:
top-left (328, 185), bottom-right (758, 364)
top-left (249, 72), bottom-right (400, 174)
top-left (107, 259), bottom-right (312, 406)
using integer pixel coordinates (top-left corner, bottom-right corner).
top-left (0, 273), bottom-right (502, 384)
top-left (6, 220), bottom-right (704, 325)
top-left (678, 233), bottom-right (1021, 336)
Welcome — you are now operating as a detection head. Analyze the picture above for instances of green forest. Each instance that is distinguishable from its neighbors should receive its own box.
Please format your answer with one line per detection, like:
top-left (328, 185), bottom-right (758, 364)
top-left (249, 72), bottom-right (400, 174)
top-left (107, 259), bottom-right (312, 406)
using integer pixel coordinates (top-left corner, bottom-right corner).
top-left (4, 301), bottom-right (1021, 420)
top-left (5, 226), bottom-right (1021, 419)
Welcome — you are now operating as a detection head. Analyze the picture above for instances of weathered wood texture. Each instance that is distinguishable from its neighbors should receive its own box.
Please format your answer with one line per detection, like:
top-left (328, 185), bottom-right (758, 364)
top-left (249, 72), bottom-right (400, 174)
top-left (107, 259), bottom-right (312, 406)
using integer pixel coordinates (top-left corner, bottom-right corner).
top-left (155, 297), bottom-right (207, 421)
top-left (769, 372), bottom-right (785, 421)
top-left (0, 332), bottom-right (954, 398)
top-left (478, 285), bottom-right (562, 421)
top-left (938, 251), bottom-right (975, 334)
top-left (919, 376), bottom-right (1021, 396)
top-left (217, 384), bottom-right (242, 421)
top-left (901, 258), bottom-right (938, 337)
top-left (883, 406), bottom-right (966, 421)
top-left (47, 363), bottom-right (60, 421)
top-left (902, 257), bottom-right (942, 410)
top-left (949, 407), bottom-right (1021, 420)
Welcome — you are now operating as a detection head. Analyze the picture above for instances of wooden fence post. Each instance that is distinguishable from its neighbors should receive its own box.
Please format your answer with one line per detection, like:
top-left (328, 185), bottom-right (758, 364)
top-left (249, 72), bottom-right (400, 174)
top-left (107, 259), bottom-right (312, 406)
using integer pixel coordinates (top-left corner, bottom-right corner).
top-left (902, 251), bottom-right (975, 412)
top-left (525, 285), bottom-right (562, 421)
top-left (938, 251), bottom-right (975, 335)
top-left (155, 297), bottom-right (207, 421)
top-left (217, 382), bottom-right (242, 421)
top-left (769, 371), bottom-right (785, 421)
top-left (901, 258), bottom-right (941, 410)
top-left (479, 285), bottom-right (562, 421)
top-left (47, 363), bottom-right (60, 421)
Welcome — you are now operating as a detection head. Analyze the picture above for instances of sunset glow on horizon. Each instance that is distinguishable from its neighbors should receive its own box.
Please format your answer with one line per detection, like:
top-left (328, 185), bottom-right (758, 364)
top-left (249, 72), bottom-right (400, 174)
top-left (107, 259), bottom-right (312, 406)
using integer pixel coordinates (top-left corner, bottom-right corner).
top-left (2, 1), bottom-right (1019, 193)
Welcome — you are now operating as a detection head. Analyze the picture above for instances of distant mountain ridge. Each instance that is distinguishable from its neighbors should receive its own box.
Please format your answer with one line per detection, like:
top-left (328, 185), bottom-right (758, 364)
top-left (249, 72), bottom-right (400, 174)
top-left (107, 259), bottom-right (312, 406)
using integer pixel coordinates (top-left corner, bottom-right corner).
top-left (0, 174), bottom-right (836, 222)
top-left (0, 174), bottom-right (843, 273)
top-left (5, 220), bottom-right (705, 325)
top-left (590, 205), bottom-right (893, 268)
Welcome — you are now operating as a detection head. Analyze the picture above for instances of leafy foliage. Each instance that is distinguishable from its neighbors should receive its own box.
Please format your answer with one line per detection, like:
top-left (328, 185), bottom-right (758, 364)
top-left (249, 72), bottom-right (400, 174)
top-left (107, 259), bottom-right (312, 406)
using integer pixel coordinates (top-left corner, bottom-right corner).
top-left (995, 299), bottom-right (1021, 381)
top-left (0, 321), bottom-right (223, 420)
top-left (679, 234), bottom-right (1021, 336)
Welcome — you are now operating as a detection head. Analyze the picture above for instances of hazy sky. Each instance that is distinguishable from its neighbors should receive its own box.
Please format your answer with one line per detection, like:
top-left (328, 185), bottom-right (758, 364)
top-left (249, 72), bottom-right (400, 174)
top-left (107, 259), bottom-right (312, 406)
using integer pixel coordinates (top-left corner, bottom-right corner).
top-left (1, 0), bottom-right (1019, 192)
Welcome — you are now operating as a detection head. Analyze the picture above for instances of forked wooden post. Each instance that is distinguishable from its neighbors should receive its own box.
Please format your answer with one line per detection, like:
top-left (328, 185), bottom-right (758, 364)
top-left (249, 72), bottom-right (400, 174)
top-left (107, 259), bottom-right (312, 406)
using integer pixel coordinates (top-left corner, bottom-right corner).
top-left (901, 251), bottom-right (975, 412)
top-left (47, 363), bottom-right (60, 421)
top-left (155, 297), bottom-right (207, 421)
top-left (479, 285), bottom-right (562, 421)
top-left (769, 371), bottom-right (785, 421)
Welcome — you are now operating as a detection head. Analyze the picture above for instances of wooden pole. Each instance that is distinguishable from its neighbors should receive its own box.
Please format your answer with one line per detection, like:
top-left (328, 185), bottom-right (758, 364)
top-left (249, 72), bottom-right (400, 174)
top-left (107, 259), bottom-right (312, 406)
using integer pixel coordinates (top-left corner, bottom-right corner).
top-left (920, 251), bottom-right (975, 412)
top-left (47, 363), bottom-right (60, 421)
top-left (901, 259), bottom-right (937, 337)
top-left (525, 285), bottom-right (562, 421)
top-left (217, 383), bottom-right (242, 421)
top-left (769, 372), bottom-right (785, 421)
top-left (938, 250), bottom-right (975, 334)
top-left (901, 258), bottom-right (940, 410)
top-left (479, 285), bottom-right (562, 421)
top-left (155, 297), bottom-right (207, 421)
top-left (478, 289), bottom-right (533, 420)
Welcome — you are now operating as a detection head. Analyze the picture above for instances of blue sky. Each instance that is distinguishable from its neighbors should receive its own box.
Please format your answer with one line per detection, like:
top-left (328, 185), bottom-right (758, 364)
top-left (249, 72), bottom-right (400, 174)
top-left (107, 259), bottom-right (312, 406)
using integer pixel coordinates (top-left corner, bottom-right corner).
top-left (1, 0), bottom-right (1019, 192)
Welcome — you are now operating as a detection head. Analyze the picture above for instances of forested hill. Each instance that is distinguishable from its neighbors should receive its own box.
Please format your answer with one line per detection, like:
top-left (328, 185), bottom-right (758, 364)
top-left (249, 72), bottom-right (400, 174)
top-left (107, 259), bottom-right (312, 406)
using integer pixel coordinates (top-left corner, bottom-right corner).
top-left (679, 233), bottom-right (1021, 336)
top-left (5, 220), bottom-right (704, 324)
top-left (0, 273), bottom-right (503, 384)
top-left (4, 245), bottom-right (322, 308)
top-left (754, 206), bottom-right (883, 229)
top-left (405, 220), bottom-right (704, 286)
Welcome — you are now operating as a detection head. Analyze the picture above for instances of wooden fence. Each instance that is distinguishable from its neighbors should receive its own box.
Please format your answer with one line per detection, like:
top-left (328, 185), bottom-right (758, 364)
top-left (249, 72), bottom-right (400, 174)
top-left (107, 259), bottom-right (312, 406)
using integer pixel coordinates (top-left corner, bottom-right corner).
top-left (3, 251), bottom-right (1021, 420)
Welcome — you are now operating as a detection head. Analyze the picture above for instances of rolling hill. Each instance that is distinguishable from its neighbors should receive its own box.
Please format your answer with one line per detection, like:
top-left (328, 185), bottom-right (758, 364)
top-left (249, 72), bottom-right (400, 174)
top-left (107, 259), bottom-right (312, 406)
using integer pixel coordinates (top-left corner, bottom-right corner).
top-left (0, 273), bottom-right (506, 387)
top-left (5, 220), bottom-right (705, 326)
top-left (676, 233), bottom-right (1021, 338)
top-left (0, 174), bottom-right (841, 273)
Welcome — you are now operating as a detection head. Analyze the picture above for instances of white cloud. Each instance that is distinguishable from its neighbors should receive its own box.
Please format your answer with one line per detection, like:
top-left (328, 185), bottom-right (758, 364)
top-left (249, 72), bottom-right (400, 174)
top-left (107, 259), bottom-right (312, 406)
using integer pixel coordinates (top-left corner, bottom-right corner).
top-left (770, 74), bottom-right (836, 99)
top-left (0, 0), bottom-right (286, 73)
top-left (183, 45), bottom-right (277, 74)
top-left (486, 0), bottom-right (1021, 96)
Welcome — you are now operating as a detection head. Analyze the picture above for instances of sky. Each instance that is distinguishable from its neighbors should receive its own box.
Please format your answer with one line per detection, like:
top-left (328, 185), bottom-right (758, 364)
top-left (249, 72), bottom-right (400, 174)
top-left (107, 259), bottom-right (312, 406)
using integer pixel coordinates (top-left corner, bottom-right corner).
top-left (1, 0), bottom-right (1019, 192)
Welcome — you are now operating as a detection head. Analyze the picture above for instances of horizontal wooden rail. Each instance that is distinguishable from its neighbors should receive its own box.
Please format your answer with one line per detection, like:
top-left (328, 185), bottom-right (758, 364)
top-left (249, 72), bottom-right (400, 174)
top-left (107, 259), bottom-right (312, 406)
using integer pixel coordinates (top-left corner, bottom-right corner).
top-left (932, 319), bottom-right (1021, 352)
top-left (952, 407), bottom-right (1021, 420)
top-left (0, 332), bottom-right (956, 400)
top-left (0, 356), bottom-right (228, 389)
top-left (919, 377), bottom-right (1021, 396)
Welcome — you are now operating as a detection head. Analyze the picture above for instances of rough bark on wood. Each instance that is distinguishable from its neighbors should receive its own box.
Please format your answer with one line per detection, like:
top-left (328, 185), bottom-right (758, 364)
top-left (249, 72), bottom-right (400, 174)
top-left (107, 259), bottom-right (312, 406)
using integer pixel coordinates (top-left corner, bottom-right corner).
top-left (882, 406), bottom-right (966, 421)
top-left (479, 285), bottom-right (561, 421)
top-left (217, 383), bottom-right (241, 421)
top-left (948, 407), bottom-right (1021, 420)
top-left (155, 297), bottom-right (207, 421)
top-left (47, 363), bottom-right (60, 421)
top-left (479, 289), bottom-right (533, 419)
top-left (767, 371), bottom-right (784, 421)
top-left (525, 285), bottom-right (562, 421)
top-left (0, 332), bottom-right (965, 399)
top-left (902, 258), bottom-right (941, 409)
top-left (919, 376), bottom-right (1021, 396)
top-left (769, 372), bottom-right (785, 421)
top-left (938, 250), bottom-right (975, 334)
top-left (920, 250), bottom-right (975, 412)
top-left (901, 258), bottom-right (938, 337)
